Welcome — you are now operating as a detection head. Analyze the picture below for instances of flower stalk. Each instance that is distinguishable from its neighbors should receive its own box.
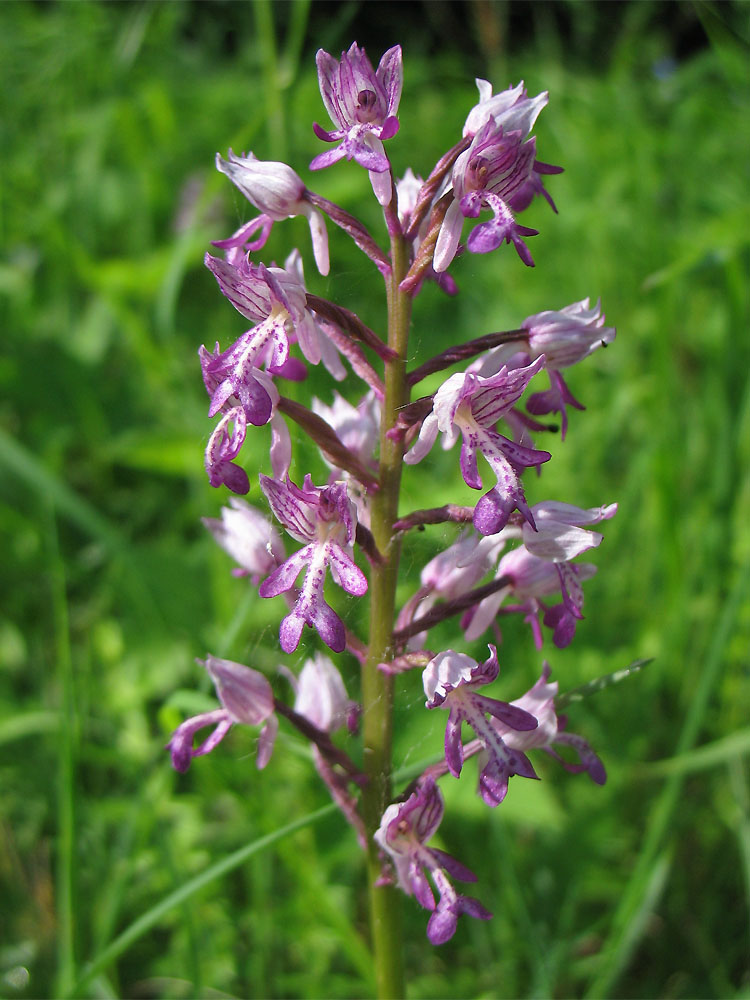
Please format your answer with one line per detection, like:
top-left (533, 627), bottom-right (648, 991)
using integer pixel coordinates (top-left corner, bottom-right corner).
top-left (361, 197), bottom-right (412, 998)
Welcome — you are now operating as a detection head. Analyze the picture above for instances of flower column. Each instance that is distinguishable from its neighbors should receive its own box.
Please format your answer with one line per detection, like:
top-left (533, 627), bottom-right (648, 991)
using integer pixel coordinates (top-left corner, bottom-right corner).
top-left (361, 197), bottom-right (411, 1000)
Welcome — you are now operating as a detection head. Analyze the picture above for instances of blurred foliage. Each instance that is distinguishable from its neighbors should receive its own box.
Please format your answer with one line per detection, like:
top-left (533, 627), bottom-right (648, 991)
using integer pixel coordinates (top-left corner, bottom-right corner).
top-left (1, 1), bottom-right (749, 998)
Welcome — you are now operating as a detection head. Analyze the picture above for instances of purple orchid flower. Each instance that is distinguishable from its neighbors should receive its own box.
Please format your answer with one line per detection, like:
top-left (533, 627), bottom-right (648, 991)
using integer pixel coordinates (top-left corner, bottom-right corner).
top-left (397, 530), bottom-right (508, 647)
top-left (484, 663), bottom-right (606, 784)
top-left (462, 79), bottom-right (561, 215)
top-left (474, 299), bottom-right (616, 439)
top-left (167, 656), bottom-right (278, 772)
top-left (464, 545), bottom-right (596, 649)
top-left (464, 501), bottom-right (617, 647)
top-left (423, 645), bottom-right (539, 807)
top-left (311, 42), bottom-right (403, 206)
top-left (404, 357), bottom-right (551, 534)
top-left (523, 299), bottom-right (616, 437)
top-left (201, 252), bottom-right (347, 480)
top-left (201, 256), bottom-right (296, 422)
top-left (311, 390), bottom-right (380, 472)
top-left (213, 150), bottom-right (330, 275)
top-left (434, 118), bottom-right (539, 272)
top-left (374, 777), bottom-right (492, 945)
top-left (284, 652), bottom-right (364, 847)
top-left (258, 475), bottom-right (368, 653)
top-left (204, 250), bottom-right (346, 391)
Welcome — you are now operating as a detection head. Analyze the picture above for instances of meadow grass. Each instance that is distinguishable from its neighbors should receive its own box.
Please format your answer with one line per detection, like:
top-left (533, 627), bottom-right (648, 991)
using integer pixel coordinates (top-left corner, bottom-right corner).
top-left (1, 2), bottom-right (749, 997)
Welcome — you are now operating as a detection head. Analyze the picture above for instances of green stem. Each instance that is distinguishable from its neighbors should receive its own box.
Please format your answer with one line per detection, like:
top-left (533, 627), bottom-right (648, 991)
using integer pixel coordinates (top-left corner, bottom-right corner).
top-left (361, 205), bottom-right (412, 999)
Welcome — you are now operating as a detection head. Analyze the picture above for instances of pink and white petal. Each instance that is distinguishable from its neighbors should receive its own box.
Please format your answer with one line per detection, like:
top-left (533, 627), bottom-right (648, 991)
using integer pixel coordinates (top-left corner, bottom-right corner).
top-left (523, 521), bottom-right (603, 562)
top-left (317, 328), bottom-right (348, 382)
top-left (531, 501), bottom-right (618, 528)
top-left (303, 206), bottom-right (330, 276)
top-left (369, 165), bottom-right (393, 206)
top-left (404, 413), bottom-right (439, 465)
top-left (463, 583), bottom-right (511, 641)
top-left (256, 714), bottom-right (278, 769)
top-left (294, 312), bottom-right (323, 366)
top-left (376, 45), bottom-right (403, 115)
top-left (260, 476), bottom-right (316, 541)
top-left (433, 199), bottom-right (464, 273)
top-left (269, 413), bottom-right (292, 479)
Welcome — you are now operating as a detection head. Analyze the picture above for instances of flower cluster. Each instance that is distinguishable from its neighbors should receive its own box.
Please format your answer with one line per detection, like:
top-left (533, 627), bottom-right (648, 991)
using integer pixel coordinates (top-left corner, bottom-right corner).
top-left (169, 42), bottom-right (616, 951)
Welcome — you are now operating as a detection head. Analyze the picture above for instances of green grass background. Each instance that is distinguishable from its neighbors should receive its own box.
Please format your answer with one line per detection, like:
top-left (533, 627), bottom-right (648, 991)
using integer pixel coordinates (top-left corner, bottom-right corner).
top-left (1, 1), bottom-right (749, 997)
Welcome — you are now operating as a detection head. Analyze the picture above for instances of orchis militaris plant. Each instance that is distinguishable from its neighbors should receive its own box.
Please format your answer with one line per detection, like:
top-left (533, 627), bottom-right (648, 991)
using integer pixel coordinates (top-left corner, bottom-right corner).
top-left (170, 44), bottom-right (616, 998)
